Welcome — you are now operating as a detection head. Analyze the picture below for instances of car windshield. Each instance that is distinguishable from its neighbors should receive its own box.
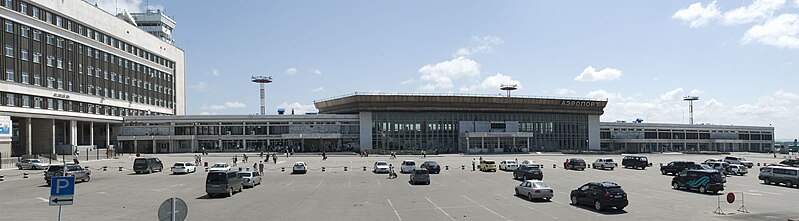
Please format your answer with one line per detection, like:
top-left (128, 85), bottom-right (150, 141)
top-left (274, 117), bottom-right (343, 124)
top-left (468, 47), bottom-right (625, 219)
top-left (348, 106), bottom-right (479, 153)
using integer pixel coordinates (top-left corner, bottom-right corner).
top-left (376, 162), bottom-right (387, 166)
top-left (211, 164), bottom-right (227, 168)
top-left (532, 182), bottom-right (549, 188)
top-left (47, 166), bottom-right (63, 172)
top-left (174, 163), bottom-right (185, 166)
top-left (134, 159), bottom-right (146, 164)
top-left (739, 157), bottom-right (747, 161)
top-left (415, 170), bottom-right (428, 174)
top-left (238, 173), bottom-right (252, 178)
top-left (295, 163), bottom-right (305, 166)
top-left (484, 161), bottom-right (495, 164)
top-left (30, 159), bottom-right (42, 163)
top-left (405, 162), bottom-right (415, 166)
top-left (424, 162), bottom-right (438, 166)
top-left (207, 173), bottom-right (227, 183)
top-left (606, 187), bottom-right (624, 193)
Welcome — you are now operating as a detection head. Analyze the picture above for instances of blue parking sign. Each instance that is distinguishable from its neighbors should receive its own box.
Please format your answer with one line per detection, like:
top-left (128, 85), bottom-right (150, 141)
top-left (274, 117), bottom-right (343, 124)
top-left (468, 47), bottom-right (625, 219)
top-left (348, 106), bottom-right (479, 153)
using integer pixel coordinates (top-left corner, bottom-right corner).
top-left (50, 176), bottom-right (75, 196)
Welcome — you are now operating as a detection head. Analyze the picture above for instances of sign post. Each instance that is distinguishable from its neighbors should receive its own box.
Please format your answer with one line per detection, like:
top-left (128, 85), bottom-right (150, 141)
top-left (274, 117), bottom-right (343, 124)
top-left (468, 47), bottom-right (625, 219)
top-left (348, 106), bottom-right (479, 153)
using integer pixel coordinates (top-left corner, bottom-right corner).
top-left (50, 176), bottom-right (75, 221)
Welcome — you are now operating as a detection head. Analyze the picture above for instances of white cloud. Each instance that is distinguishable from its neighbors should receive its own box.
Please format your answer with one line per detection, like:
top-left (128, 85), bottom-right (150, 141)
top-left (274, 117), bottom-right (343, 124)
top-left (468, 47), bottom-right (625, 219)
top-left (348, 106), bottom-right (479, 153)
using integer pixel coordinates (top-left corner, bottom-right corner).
top-left (742, 13), bottom-right (799, 49)
top-left (211, 69), bottom-right (220, 76)
top-left (146, 4), bottom-right (165, 11)
top-left (556, 88), bottom-right (577, 95)
top-left (586, 89), bottom-right (631, 101)
top-left (198, 111), bottom-right (217, 115)
top-left (460, 73), bottom-right (521, 92)
top-left (311, 87), bottom-right (325, 92)
top-left (722, 0), bottom-right (785, 25)
top-left (399, 79), bottom-right (415, 85)
top-left (203, 102), bottom-right (247, 111)
top-left (453, 35), bottom-right (505, 57)
top-left (574, 66), bottom-right (623, 82)
top-left (689, 89), bottom-right (705, 96)
top-left (189, 82), bottom-right (210, 92)
top-left (796, 0), bottom-right (799, 7)
top-left (285, 68), bottom-right (298, 75)
top-left (660, 88), bottom-right (685, 101)
top-left (86, 0), bottom-right (144, 14)
top-left (311, 69), bottom-right (322, 75)
top-left (276, 102), bottom-right (318, 114)
top-left (673, 1), bottom-right (721, 28)
top-left (418, 57), bottom-right (480, 90)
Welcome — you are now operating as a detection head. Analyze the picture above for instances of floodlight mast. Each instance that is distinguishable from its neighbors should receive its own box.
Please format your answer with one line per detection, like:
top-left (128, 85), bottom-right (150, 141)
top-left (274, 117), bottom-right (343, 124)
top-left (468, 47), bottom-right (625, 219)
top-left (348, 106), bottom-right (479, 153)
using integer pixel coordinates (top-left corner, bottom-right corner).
top-left (251, 76), bottom-right (273, 115)
top-left (683, 96), bottom-right (699, 125)
top-left (500, 84), bottom-right (518, 98)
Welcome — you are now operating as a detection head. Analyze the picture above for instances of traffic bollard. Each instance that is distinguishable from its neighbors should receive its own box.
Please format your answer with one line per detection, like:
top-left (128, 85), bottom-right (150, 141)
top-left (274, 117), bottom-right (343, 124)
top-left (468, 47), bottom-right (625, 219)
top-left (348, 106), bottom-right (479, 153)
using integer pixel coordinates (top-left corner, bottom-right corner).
top-left (660, 163), bottom-right (663, 167)
top-left (344, 166), bottom-right (348, 171)
top-left (238, 167), bottom-right (243, 171)
top-left (246, 168), bottom-right (250, 171)
top-left (553, 164), bottom-right (556, 168)
top-left (648, 163), bottom-right (653, 167)
top-left (757, 163), bottom-right (760, 166)
top-left (103, 166), bottom-right (107, 171)
top-left (119, 167), bottom-right (123, 171)
top-left (322, 167), bottom-right (326, 172)
top-left (23, 173), bottom-right (28, 178)
top-left (205, 167), bottom-right (208, 172)
top-left (363, 166), bottom-right (366, 171)
top-left (461, 165), bottom-right (465, 170)
top-left (587, 164), bottom-right (591, 169)
top-left (0, 175), bottom-right (4, 181)
top-left (445, 166), bottom-right (449, 170)
top-left (281, 167), bottom-right (285, 172)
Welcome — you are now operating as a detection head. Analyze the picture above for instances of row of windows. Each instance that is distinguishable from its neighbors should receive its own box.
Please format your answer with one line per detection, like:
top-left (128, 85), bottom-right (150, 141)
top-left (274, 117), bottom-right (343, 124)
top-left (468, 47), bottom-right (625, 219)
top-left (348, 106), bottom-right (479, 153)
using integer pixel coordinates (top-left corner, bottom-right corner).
top-left (2, 0), bottom-right (175, 69)
top-left (599, 131), bottom-right (774, 141)
top-left (0, 92), bottom-right (165, 116)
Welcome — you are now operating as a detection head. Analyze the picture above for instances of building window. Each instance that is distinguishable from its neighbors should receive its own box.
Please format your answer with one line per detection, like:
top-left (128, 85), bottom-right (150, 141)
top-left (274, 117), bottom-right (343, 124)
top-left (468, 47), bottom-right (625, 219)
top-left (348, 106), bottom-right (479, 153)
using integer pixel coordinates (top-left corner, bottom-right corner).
top-left (21, 72), bottom-right (28, 84)
top-left (104, 71), bottom-right (108, 79)
top-left (20, 48), bottom-right (27, 60)
top-left (57, 79), bottom-right (63, 89)
top-left (31, 6), bottom-right (38, 18)
top-left (46, 34), bottom-right (53, 45)
top-left (47, 77), bottom-right (54, 88)
top-left (46, 56), bottom-right (54, 66)
top-left (4, 0), bottom-right (11, 9)
top-left (47, 98), bottom-right (53, 109)
top-left (5, 69), bottom-right (13, 82)
top-left (46, 12), bottom-right (52, 24)
top-left (56, 38), bottom-right (63, 48)
top-left (21, 95), bottom-right (29, 107)
top-left (4, 45), bottom-right (12, 57)
top-left (55, 16), bottom-right (62, 27)
top-left (56, 58), bottom-right (63, 69)
top-left (19, 2), bottom-right (25, 13)
top-left (57, 100), bottom-right (63, 110)
top-left (33, 53), bottom-right (41, 63)
top-left (4, 21), bottom-right (12, 33)
top-left (19, 26), bottom-right (28, 38)
top-left (6, 94), bottom-right (14, 106)
top-left (33, 97), bottom-right (41, 108)
top-left (33, 73), bottom-right (40, 86)
top-left (32, 30), bottom-right (40, 41)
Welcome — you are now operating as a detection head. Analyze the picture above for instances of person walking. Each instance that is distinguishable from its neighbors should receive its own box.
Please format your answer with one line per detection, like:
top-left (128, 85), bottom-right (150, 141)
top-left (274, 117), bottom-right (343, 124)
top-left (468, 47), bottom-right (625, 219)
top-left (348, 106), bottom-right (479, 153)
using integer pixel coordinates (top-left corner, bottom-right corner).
top-left (472, 158), bottom-right (476, 171)
top-left (422, 150), bottom-right (426, 158)
top-left (259, 161), bottom-right (264, 174)
top-left (389, 164), bottom-right (396, 179)
top-left (73, 150), bottom-right (80, 165)
top-left (252, 163), bottom-right (257, 172)
top-left (243, 154), bottom-right (249, 163)
top-left (233, 155), bottom-right (238, 166)
top-left (272, 154), bottom-right (278, 164)
top-left (322, 151), bottom-right (327, 161)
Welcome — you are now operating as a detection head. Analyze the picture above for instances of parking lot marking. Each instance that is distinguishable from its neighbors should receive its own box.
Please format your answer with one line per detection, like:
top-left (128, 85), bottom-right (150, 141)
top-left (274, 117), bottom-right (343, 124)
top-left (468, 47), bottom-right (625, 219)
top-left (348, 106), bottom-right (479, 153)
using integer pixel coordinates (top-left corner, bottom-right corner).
top-left (748, 190), bottom-right (782, 196)
top-left (36, 197), bottom-right (48, 203)
top-left (425, 197), bottom-right (456, 221)
top-left (347, 175), bottom-right (352, 188)
top-left (462, 195), bottom-right (509, 221)
top-left (284, 179), bottom-right (296, 188)
top-left (376, 178), bottom-right (383, 187)
top-left (387, 199), bottom-right (402, 221)
top-left (315, 175), bottom-right (325, 189)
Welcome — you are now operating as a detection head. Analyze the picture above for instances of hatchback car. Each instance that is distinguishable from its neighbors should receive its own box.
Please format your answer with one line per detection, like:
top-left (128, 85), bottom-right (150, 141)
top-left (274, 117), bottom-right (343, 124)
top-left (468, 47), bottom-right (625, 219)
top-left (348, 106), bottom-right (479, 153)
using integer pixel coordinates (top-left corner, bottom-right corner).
top-left (420, 161), bottom-right (441, 174)
top-left (570, 182), bottom-right (628, 211)
top-left (373, 161), bottom-right (390, 173)
top-left (209, 163), bottom-right (232, 172)
top-left (564, 158), bottom-right (586, 170)
top-left (171, 162), bottom-right (197, 174)
top-left (409, 168), bottom-right (430, 185)
top-left (400, 160), bottom-right (416, 173)
top-left (592, 158), bottom-right (617, 170)
top-left (238, 171), bottom-right (262, 188)
top-left (16, 159), bottom-right (49, 170)
top-left (515, 180), bottom-right (553, 201)
top-left (293, 162), bottom-right (308, 174)
top-left (479, 160), bottom-right (497, 172)
top-left (672, 169), bottom-right (725, 194)
top-left (499, 160), bottom-right (519, 171)
top-left (779, 159), bottom-right (799, 167)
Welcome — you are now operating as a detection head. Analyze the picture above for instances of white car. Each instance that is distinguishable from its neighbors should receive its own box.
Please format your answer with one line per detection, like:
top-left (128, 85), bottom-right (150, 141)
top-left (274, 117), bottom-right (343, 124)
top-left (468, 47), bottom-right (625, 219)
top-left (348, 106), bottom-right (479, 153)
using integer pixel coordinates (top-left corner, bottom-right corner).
top-left (728, 164), bottom-right (748, 176)
top-left (499, 160), bottom-right (519, 171)
top-left (293, 162), bottom-right (307, 174)
top-left (209, 163), bottom-right (231, 171)
top-left (16, 159), bottom-right (49, 170)
top-left (592, 158), bottom-right (617, 170)
top-left (724, 156), bottom-right (754, 168)
top-left (373, 161), bottom-right (390, 173)
top-left (239, 171), bottom-right (262, 188)
top-left (520, 160), bottom-right (543, 168)
top-left (515, 180), bottom-right (553, 201)
top-left (171, 162), bottom-right (197, 174)
top-left (400, 160), bottom-right (416, 173)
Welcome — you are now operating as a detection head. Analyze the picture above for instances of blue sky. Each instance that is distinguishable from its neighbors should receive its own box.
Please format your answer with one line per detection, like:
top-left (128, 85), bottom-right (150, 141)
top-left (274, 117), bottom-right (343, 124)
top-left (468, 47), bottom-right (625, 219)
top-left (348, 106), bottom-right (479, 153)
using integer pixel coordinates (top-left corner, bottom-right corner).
top-left (91, 0), bottom-right (799, 139)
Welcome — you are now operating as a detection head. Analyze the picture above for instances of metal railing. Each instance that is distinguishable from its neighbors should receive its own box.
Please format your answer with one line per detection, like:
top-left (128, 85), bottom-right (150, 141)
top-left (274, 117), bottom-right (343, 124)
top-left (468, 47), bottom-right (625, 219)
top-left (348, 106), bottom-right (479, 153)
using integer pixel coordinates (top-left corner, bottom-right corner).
top-left (314, 91), bottom-right (607, 103)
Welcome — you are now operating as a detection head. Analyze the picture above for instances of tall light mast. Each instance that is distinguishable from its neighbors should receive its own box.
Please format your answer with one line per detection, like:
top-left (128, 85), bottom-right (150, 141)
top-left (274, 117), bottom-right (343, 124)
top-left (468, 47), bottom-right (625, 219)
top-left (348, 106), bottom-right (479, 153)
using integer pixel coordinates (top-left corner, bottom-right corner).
top-left (682, 96), bottom-right (699, 124)
top-left (251, 76), bottom-right (273, 115)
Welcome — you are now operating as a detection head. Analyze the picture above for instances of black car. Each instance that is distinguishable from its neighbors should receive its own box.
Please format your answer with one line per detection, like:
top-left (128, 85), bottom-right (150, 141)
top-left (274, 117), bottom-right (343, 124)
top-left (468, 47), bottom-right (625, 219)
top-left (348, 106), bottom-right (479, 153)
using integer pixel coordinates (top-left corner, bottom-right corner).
top-left (133, 157), bottom-right (164, 174)
top-left (621, 156), bottom-right (649, 170)
top-left (660, 161), bottom-right (701, 175)
top-left (570, 182), bottom-right (628, 211)
top-left (671, 169), bottom-right (725, 194)
top-left (420, 161), bottom-right (441, 174)
top-left (779, 159), bottom-right (799, 167)
top-left (513, 165), bottom-right (543, 180)
top-left (564, 158), bottom-right (587, 170)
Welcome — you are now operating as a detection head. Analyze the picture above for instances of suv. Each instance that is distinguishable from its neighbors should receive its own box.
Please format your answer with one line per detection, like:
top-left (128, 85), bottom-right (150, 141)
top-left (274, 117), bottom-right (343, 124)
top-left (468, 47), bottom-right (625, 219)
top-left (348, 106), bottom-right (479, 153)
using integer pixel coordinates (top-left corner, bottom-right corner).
top-left (420, 161), bottom-right (440, 174)
top-left (206, 170), bottom-right (243, 197)
top-left (728, 164), bottom-right (748, 176)
top-left (479, 160), bottom-right (497, 172)
top-left (564, 158), bottom-right (586, 170)
top-left (409, 168), bottom-right (430, 185)
top-left (45, 164), bottom-right (91, 186)
top-left (672, 169), bottom-right (725, 194)
top-left (759, 166), bottom-right (799, 187)
top-left (724, 156), bottom-right (754, 168)
top-left (238, 171), bottom-right (262, 188)
top-left (513, 165), bottom-right (543, 180)
top-left (622, 156), bottom-right (649, 169)
top-left (660, 161), bottom-right (701, 175)
top-left (592, 158), bottom-right (617, 170)
top-left (569, 182), bottom-right (628, 211)
top-left (779, 159), bottom-right (799, 167)
top-left (133, 157), bottom-right (163, 174)
top-left (16, 159), bottom-right (49, 170)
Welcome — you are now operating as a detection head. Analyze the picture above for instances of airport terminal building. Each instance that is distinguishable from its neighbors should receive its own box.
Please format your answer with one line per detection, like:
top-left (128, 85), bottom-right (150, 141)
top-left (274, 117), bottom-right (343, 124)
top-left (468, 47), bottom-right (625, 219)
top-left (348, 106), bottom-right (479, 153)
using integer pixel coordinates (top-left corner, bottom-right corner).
top-left (0, 1), bottom-right (185, 157)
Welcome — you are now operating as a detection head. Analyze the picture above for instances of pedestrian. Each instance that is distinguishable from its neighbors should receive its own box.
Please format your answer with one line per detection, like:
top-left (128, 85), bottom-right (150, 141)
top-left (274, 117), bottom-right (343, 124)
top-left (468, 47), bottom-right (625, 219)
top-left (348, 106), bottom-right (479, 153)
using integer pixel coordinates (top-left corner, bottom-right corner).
top-left (389, 164), bottom-right (396, 178)
top-left (253, 163), bottom-right (257, 172)
top-left (273, 154), bottom-right (277, 164)
top-left (259, 161), bottom-right (264, 173)
top-left (472, 158), bottom-right (476, 171)
top-left (244, 154), bottom-right (248, 163)
top-left (422, 150), bottom-right (426, 158)
top-left (322, 151), bottom-right (327, 161)
top-left (73, 151), bottom-right (80, 164)
top-left (233, 155), bottom-right (238, 165)
top-left (260, 151), bottom-right (264, 158)
top-left (479, 156), bottom-right (483, 162)
top-left (266, 153), bottom-right (271, 163)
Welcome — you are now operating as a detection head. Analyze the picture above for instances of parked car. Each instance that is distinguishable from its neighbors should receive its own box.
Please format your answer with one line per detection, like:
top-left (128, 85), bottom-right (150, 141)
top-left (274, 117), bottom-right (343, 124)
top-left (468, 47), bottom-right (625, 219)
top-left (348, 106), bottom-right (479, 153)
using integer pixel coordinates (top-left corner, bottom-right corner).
top-left (45, 164), bottom-right (91, 186)
top-left (16, 159), bottom-right (49, 170)
top-left (672, 169), bottom-right (725, 194)
top-left (759, 166), bottom-right (799, 187)
top-left (621, 156), bottom-right (648, 169)
top-left (409, 168), bottom-right (430, 185)
top-left (592, 158), bottom-right (617, 170)
top-left (400, 160), bottom-right (416, 173)
top-left (373, 161), bottom-right (390, 173)
top-left (728, 164), bottom-right (748, 176)
top-left (520, 160), bottom-right (542, 168)
top-left (479, 160), bottom-right (497, 172)
top-left (206, 170), bottom-right (243, 197)
top-left (515, 180), bottom-right (553, 201)
top-left (499, 160), bottom-right (519, 171)
top-left (513, 165), bottom-right (543, 180)
top-left (779, 159), bottom-right (799, 167)
top-left (569, 182), bottom-right (628, 211)
top-left (702, 159), bottom-right (722, 165)
top-left (133, 157), bottom-right (163, 174)
top-left (660, 161), bottom-right (701, 175)
top-left (564, 158), bottom-right (586, 170)
top-left (209, 163), bottom-right (232, 172)
top-left (238, 171), bottom-right (262, 188)
top-left (706, 162), bottom-right (731, 175)
top-left (420, 161), bottom-right (441, 174)
top-left (292, 162), bottom-right (307, 174)
top-left (724, 156), bottom-right (754, 168)
top-left (170, 162), bottom-right (197, 174)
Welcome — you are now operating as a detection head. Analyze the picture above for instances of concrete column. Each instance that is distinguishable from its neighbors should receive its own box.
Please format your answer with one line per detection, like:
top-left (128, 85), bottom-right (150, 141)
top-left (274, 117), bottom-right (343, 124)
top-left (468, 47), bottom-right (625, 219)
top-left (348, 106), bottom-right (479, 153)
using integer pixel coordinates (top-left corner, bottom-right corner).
top-left (152, 139), bottom-right (156, 153)
top-left (89, 122), bottom-right (94, 148)
top-left (359, 112), bottom-right (373, 149)
top-left (69, 120), bottom-right (77, 149)
top-left (133, 139), bottom-right (138, 153)
top-left (243, 139), bottom-right (247, 151)
top-left (25, 118), bottom-right (31, 155)
top-left (106, 123), bottom-right (110, 148)
top-left (588, 115), bottom-right (601, 150)
top-left (51, 119), bottom-right (56, 155)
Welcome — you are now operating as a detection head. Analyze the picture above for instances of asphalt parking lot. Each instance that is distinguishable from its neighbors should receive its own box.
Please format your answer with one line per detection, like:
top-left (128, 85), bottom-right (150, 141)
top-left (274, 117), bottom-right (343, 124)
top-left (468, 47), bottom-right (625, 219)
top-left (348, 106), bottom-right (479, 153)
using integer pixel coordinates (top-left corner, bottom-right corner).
top-left (0, 152), bottom-right (797, 221)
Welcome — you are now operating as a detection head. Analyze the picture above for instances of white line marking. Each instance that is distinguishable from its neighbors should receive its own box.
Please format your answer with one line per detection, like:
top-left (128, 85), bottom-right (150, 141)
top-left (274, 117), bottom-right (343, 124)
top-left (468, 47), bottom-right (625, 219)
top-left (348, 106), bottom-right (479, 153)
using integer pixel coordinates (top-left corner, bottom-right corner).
top-left (347, 175), bottom-right (352, 188)
top-left (744, 192), bottom-right (763, 196)
top-left (425, 197), bottom-right (456, 221)
top-left (316, 175), bottom-right (325, 189)
top-left (376, 178), bottom-right (383, 187)
top-left (284, 179), bottom-right (296, 187)
top-left (462, 195), bottom-right (509, 221)
top-left (36, 197), bottom-right (48, 203)
top-left (748, 190), bottom-right (782, 195)
top-left (387, 199), bottom-right (402, 221)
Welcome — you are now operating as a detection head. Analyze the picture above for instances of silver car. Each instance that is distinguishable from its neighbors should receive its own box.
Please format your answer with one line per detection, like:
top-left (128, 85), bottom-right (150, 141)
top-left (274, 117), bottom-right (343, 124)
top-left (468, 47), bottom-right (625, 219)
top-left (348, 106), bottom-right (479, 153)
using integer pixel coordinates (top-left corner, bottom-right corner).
top-left (238, 171), bottom-right (262, 188)
top-left (515, 180), bottom-right (554, 201)
top-left (16, 159), bottom-right (49, 170)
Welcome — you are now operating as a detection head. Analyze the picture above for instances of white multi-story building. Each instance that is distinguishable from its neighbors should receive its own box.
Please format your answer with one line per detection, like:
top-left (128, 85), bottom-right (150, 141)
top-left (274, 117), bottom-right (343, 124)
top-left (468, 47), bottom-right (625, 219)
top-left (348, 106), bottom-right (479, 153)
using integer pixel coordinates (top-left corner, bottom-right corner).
top-left (0, 0), bottom-right (185, 158)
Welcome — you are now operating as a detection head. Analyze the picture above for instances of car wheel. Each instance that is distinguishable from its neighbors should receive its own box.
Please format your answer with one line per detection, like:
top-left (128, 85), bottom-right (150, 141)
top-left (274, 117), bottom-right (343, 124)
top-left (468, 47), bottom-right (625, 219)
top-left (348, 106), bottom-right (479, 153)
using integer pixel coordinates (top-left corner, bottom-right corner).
top-left (661, 170), bottom-right (666, 175)
top-left (228, 188), bottom-right (233, 197)
top-left (528, 193), bottom-right (533, 200)
top-left (84, 175), bottom-right (90, 182)
top-left (46, 181), bottom-right (51, 187)
top-left (17, 165), bottom-right (22, 170)
top-left (700, 186), bottom-right (707, 194)
top-left (764, 178), bottom-right (771, 185)
top-left (611, 167), bottom-right (614, 170)
top-left (786, 180), bottom-right (793, 188)
top-left (515, 189), bottom-right (520, 196)
top-left (513, 174), bottom-right (518, 180)
top-left (148, 168), bottom-right (153, 174)
top-left (673, 182), bottom-right (680, 190)
top-left (545, 197), bottom-right (551, 201)
top-left (570, 196), bottom-right (578, 205)
top-left (601, 165), bottom-right (605, 170)
top-left (617, 206), bottom-right (625, 210)
top-left (594, 201), bottom-right (602, 211)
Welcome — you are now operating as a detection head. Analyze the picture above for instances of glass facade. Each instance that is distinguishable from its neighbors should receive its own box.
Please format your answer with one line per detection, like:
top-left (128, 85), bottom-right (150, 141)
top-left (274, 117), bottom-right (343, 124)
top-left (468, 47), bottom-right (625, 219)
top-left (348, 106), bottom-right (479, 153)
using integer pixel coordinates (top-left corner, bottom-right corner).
top-left (372, 112), bottom-right (589, 153)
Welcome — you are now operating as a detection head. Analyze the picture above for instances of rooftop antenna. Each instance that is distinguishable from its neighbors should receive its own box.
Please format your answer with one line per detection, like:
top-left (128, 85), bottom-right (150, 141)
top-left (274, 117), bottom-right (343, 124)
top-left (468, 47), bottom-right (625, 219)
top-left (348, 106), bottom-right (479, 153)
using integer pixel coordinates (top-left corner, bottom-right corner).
top-left (251, 76), bottom-right (273, 115)
top-left (500, 84), bottom-right (517, 97)
top-left (683, 96), bottom-right (699, 124)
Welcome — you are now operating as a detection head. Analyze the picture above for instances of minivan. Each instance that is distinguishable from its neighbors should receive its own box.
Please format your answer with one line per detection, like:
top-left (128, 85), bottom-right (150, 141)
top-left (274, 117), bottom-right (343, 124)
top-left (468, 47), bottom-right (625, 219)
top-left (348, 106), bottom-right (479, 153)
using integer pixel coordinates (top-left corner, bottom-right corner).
top-left (622, 156), bottom-right (649, 170)
top-left (206, 170), bottom-right (243, 197)
top-left (672, 169), bottom-right (725, 194)
top-left (133, 157), bottom-right (163, 174)
top-left (759, 166), bottom-right (799, 188)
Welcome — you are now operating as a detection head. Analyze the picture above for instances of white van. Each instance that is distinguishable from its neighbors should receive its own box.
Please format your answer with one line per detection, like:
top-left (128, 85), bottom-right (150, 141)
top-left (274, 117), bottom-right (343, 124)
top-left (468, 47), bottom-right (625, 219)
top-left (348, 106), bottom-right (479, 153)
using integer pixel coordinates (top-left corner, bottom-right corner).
top-left (400, 160), bottom-right (416, 173)
top-left (759, 166), bottom-right (799, 187)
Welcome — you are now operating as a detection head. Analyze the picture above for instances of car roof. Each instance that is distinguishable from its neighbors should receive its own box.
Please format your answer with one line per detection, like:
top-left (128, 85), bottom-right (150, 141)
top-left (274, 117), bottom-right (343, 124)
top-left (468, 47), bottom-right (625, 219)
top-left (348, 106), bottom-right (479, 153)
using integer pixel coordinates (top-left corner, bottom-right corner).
top-left (588, 182), bottom-right (620, 188)
top-left (295, 162), bottom-right (306, 164)
top-left (687, 169), bottom-right (722, 173)
top-left (403, 160), bottom-right (415, 162)
top-left (376, 161), bottom-right (387, 163)
top-left (413, 168), bottom-right (428, 171)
